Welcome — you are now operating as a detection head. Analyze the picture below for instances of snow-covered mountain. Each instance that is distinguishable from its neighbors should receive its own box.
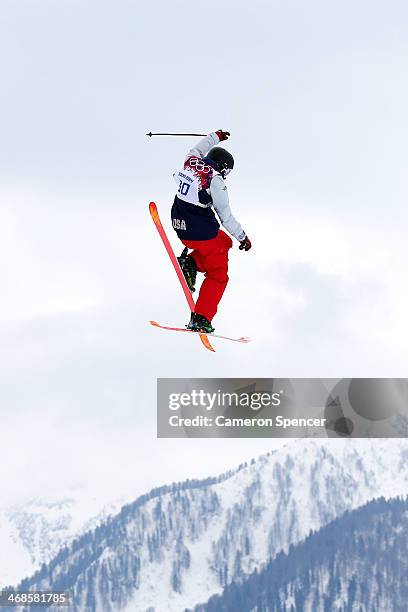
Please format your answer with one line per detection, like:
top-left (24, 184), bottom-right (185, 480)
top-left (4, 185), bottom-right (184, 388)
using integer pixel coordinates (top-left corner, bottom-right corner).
top-left (0, 491), bottom-right (129, 588)
top-left (196, 496), bottom-right (408, 612)
top-left (8, 439), bottom-right (408, 612)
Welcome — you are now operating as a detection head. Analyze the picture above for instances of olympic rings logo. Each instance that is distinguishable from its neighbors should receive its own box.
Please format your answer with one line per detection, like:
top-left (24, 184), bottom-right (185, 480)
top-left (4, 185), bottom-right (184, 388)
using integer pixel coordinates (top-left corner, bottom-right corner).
top-left (188, 157), bottom-right (211, 173)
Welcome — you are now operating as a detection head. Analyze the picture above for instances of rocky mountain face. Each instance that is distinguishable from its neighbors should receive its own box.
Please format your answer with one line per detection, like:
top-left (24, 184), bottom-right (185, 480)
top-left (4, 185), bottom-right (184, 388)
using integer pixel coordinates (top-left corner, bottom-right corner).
top-left (196, 496), bottom-right (408, 612)
top-left (5, 440), bottom-right (408, 612)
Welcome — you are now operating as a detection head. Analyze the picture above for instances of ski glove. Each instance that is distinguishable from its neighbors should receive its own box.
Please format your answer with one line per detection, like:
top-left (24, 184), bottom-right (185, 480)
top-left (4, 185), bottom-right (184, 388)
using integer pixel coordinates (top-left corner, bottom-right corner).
top-left (239, 236), bottom-right (252, 251)
top-left (215, 129), bottom-right (230, 142)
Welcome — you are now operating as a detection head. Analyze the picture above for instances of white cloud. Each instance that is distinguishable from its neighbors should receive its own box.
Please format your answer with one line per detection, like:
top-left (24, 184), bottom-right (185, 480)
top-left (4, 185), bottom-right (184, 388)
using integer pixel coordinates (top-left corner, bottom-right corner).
top-left (0, 0), bottom-right (408, 511)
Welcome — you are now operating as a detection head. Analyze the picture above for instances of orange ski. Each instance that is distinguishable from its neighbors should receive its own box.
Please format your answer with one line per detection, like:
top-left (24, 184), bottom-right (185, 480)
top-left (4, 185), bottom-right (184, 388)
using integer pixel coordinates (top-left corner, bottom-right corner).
top-left (150, 320), bottom-right (250, 343)
top-left (148, 202), bottom-right (215, 352)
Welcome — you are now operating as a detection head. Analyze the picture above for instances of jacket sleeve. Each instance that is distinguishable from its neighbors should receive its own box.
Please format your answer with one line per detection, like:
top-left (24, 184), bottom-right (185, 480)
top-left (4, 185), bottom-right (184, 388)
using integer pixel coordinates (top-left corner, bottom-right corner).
top-left (185, 132), bottom-right (220, 161)
top-left (210, 175), bottom-right (246, 241)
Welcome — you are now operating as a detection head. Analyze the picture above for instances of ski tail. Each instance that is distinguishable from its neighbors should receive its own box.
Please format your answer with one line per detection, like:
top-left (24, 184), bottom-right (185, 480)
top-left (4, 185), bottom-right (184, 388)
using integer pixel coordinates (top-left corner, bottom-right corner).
top-left (149, 202), bottom-right (215, 352)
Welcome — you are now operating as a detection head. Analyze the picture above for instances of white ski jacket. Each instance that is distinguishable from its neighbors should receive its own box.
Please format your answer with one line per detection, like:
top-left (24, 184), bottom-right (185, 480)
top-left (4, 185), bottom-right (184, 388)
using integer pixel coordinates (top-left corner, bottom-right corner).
top-left (177, 133), bottom-right (246, 242)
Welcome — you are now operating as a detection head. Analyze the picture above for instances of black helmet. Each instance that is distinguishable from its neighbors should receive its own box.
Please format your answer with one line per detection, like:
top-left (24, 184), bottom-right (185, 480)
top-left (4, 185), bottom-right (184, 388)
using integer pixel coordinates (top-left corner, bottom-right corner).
top-left (206, 147), bottom-right (234, 176)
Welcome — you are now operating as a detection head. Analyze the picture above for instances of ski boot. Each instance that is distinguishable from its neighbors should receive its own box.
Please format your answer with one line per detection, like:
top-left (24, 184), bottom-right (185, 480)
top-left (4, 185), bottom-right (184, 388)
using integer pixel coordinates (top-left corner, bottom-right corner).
top-left (177, 247), bottom-right (197, 293)
top-left (187, 312), bottom-right (215, 334)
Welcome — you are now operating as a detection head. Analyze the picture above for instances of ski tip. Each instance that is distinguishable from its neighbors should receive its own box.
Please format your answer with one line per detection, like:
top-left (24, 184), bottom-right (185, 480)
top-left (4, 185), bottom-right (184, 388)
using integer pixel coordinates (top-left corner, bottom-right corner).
top-left (149, 320), bottom-right (160, 327)
top-left (239, 337), bottom-right (251, 343)
top-left (199, 333), bottom-right (216, 352)
top-left (149, 202), bottom-right (160, 223)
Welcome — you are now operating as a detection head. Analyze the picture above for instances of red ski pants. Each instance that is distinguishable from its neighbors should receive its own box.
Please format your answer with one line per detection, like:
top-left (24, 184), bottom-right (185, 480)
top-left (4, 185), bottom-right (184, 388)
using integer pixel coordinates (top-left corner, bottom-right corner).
top-left (181, 230), bottom-right (233, 322)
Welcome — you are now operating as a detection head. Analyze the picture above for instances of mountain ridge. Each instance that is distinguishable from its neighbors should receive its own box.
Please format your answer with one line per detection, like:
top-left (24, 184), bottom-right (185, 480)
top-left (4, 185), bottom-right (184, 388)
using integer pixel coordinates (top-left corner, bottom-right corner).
top-left (6, 440), bottom-right (408, 612)
top-left (194, 495), bottom-right (408, 612)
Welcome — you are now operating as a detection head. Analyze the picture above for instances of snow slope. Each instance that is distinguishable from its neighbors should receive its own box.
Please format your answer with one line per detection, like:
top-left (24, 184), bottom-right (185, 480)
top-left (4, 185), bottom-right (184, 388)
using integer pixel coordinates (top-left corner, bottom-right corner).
top-left (196, 497), bottom-right (408, 612)
top-left (0, 489), bottom-right (129, 588)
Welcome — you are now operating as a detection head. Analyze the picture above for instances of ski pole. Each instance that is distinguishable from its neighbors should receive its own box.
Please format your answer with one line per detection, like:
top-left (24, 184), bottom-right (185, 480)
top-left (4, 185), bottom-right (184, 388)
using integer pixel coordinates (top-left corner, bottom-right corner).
top-left (146, 132), bottom-right (206, 137)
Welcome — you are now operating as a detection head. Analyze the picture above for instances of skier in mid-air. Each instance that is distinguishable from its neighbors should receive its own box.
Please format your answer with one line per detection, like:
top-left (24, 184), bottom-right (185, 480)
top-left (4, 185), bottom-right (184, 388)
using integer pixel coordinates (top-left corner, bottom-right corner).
top-left (171, 129), bottom-right (252, 334)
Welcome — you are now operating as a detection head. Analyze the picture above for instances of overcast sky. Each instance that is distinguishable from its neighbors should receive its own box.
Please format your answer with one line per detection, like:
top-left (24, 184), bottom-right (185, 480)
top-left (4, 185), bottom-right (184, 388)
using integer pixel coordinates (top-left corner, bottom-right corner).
top-left (1, 0), bottom-right (407, 506)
